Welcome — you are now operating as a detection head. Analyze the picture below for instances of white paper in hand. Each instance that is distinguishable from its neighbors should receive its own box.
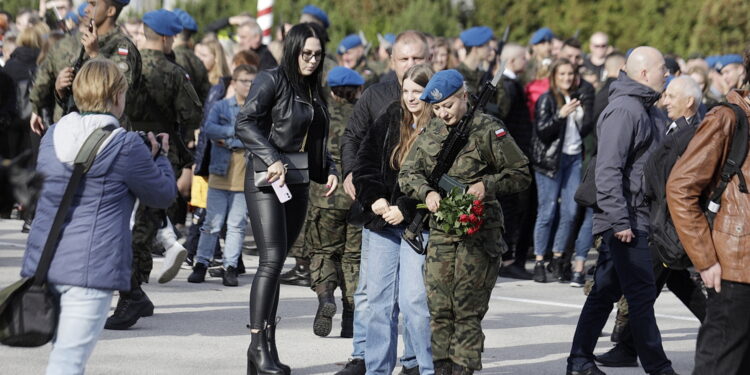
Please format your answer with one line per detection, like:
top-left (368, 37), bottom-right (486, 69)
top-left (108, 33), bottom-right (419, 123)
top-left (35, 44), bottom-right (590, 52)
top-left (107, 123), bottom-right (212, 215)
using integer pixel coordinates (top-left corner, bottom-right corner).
top-left (271, 179), bottom-right (292, 203)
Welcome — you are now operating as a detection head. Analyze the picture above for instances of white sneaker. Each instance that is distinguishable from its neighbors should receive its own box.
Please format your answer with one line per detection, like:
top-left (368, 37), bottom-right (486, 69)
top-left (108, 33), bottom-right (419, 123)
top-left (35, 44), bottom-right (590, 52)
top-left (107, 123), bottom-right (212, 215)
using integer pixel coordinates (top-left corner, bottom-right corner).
top-left (157, 242), bottom-right (187, 284)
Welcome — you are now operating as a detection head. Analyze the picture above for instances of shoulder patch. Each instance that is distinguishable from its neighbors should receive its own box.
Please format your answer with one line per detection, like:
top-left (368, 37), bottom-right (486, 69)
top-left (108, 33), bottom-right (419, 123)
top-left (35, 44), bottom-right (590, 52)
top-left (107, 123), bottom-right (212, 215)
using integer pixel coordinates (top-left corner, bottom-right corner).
top-left (494, 128), bottom-right (507, 138)
top-left (117, 62), bottom-right (129, 72)
top-left (117, 48), bottom-right (129, 56)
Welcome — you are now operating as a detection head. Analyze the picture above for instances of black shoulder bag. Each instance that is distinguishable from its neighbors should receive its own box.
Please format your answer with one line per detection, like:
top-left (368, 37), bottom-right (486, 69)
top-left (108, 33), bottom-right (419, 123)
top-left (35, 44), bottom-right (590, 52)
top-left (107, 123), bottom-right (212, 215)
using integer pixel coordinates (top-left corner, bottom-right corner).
top-left (0, 125), bottom-right (115, 347)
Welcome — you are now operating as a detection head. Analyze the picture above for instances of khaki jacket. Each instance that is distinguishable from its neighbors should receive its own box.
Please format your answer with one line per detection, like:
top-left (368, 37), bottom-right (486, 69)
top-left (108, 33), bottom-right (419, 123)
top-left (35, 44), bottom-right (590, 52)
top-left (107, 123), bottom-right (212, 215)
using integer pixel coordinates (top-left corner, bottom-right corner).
top-left (667, 90), bottom-right (750, 283)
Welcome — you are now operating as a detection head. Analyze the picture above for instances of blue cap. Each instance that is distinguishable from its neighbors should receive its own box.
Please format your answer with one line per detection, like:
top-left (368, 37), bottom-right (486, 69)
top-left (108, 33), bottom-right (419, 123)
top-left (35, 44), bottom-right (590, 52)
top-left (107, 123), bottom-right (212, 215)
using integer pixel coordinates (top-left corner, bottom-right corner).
top-left (173, 8), bottom-right (197, 32)
top-left (302, 5), bottom-right (329, 29)
top-left (722, 54), bottom-right (744, 70)
top-left (111, 0), bottom-right (130, 5)
top-left (420, 69), bottom-right (464, 104)
top-left (143, 9), bottom-right (183, 37)
top-left (327, 66), bottom-right (365, 87)
top-left (530, 27), bottom-right (555, 45)
top-left (460, 26), bottom-right (493, 47)
top-left (77, 2), bottom-right (87, 17)
top-left (338, 34), bottom-right (363, 55)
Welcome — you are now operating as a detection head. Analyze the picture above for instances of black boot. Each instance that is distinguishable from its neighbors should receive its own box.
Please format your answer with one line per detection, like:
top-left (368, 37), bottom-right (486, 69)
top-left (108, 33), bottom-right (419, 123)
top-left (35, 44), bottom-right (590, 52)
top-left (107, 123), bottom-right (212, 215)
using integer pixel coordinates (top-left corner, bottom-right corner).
top-left (550, 256), bottom-right (563, 281)
top-left (223, 266), bottom-right (239, 287)
top-left (335, 358), bottom-right (365, 375)
top-left (433, 360), bottom-right (452, 375)
top-left (247, 327), bottom-right (285, 375)
top-left (104, 288), bottom-right (154, 330)
top-left (533, 261), bottom-right (547, 283)
top-left (340, 301), bottom-right (354, 338)
top-left (187, 262), bottom-right (207, 283)
top-left (313, 286), bottom-right (337, 337)
top-left (279, 264), bottom-right (311, 287)
top-left (452, 363), bottom-right (474, 375)
top-left (611, 307), bottom-right (628, 343)
top-left (266, 318), bottom-right (290, 375)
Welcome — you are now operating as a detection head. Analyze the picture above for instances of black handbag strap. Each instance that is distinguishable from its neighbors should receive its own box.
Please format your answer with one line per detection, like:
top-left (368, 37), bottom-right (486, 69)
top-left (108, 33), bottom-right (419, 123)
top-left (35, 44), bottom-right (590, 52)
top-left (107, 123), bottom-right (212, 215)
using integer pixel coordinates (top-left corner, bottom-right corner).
top-left (32, 125), bottom-right (117, 285)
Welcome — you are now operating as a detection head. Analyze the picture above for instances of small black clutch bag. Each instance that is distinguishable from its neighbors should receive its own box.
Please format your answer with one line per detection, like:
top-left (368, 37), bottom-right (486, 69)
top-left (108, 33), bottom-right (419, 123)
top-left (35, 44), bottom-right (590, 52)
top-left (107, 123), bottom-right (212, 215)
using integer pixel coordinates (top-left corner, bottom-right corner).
top-left (252, 153), bottom-right (310, 188)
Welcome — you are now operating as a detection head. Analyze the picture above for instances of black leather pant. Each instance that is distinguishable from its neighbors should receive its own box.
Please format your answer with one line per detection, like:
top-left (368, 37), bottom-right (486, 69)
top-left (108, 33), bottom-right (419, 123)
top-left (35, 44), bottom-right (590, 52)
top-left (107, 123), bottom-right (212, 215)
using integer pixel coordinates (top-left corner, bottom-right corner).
top-left (245, 174), bottom-right (309, 330)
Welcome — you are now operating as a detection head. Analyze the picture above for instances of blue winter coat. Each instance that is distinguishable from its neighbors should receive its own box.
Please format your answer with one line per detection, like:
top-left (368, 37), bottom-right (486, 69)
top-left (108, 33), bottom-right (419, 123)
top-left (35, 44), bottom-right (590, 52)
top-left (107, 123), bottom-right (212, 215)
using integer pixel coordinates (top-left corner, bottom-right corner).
top-left (21, 113), bottom-right (177, 291)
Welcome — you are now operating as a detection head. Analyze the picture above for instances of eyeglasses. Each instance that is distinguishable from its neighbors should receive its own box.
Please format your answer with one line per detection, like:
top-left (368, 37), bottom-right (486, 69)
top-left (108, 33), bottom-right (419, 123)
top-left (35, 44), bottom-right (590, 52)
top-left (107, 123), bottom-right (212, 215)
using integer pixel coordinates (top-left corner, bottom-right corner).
top-left (591, 44), bottom-right (608, 49)
top-left (301, 50), bottom-right (323, 62)
top-left (234, 79), bottom-right (253, 85)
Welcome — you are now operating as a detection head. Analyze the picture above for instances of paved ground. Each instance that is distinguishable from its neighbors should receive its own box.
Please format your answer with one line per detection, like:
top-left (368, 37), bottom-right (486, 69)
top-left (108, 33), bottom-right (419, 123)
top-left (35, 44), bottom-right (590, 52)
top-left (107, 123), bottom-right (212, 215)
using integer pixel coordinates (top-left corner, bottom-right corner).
top-left (0, 218), bottom-right (698, 374)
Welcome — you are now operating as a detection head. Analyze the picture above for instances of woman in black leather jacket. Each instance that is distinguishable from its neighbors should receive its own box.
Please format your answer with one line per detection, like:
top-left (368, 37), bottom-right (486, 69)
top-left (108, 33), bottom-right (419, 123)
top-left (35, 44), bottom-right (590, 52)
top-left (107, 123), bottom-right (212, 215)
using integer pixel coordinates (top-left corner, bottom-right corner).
top-left (235, 23), bottom-right (337, 375)
top-left (530, 58), bottom-right (593, 283)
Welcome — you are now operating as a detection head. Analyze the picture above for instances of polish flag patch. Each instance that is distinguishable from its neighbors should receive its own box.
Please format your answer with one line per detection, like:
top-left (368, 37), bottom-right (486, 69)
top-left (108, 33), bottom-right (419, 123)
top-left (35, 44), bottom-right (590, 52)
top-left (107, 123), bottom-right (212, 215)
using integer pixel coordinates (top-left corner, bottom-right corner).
top-left (495, 128), bottom-right (507, 137)
top-left (117, 48), bottom-right (129, 56)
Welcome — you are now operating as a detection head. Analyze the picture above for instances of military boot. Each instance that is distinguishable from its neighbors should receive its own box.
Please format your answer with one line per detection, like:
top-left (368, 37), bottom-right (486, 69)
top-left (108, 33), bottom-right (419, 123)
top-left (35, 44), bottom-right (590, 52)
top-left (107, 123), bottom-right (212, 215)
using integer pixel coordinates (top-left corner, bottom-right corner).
top-left (313, 283), bottom-right (337, 337)
top-left (340, 300), bottom-right (354, 338)
top-left (279, 264), bottom-right (311, 287)
top-left (433, 360), bottom-right (452, 375)
top-left (104, 287), bottom-right (154, 330)
top-left (452, 363), bottom-right (474, 375)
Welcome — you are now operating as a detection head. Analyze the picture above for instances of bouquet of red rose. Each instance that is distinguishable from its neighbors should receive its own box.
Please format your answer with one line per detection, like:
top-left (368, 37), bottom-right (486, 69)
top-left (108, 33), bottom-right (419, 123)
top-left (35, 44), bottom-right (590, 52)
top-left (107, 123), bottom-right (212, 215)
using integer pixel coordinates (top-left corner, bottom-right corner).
top-left (418, 188), bottom-right (485, 237)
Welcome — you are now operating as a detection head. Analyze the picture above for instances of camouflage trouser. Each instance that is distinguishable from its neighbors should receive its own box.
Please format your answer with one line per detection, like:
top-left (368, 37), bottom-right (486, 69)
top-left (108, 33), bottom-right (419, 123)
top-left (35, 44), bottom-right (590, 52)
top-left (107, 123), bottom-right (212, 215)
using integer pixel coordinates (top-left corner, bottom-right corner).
top-left (131, 203), bottom-right (166, 284)
top-left (287, 204), bottom-right (311, 261)
top-left (425, 234), bottom-right (500, 370)
top-left (305, 206), bottom-right (362, 306)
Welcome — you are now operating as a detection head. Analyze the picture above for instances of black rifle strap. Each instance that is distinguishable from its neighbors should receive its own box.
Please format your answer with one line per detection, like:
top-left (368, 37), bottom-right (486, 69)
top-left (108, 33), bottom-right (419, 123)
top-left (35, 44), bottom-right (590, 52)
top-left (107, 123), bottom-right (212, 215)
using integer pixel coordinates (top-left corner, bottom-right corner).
top-left (706, 104), bottom-right (749, 224)
top-left (33, 125), bottom-right (117, 285)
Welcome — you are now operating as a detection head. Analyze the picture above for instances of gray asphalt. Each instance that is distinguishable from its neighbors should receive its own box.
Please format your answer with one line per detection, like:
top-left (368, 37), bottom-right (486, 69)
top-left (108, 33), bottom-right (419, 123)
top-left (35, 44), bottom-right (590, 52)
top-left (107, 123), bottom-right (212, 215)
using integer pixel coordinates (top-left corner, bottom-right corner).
top-left (0, 218), bottom-right (698, 374)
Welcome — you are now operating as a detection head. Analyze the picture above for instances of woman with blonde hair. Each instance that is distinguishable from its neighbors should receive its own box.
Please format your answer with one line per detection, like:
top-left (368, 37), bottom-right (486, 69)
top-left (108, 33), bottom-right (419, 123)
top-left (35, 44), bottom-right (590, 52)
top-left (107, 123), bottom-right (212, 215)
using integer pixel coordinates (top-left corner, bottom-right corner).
top-left (20, 59), bottom-right (176, 374)
top-left (353, 63), bottom-right (435, 374)
top-left (195, 39), bottom-right (231, 86)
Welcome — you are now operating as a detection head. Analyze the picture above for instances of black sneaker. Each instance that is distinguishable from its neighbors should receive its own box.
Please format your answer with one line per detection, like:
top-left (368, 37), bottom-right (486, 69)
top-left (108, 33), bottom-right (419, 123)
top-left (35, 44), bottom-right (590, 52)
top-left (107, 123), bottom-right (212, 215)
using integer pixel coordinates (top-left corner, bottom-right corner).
top-left (570, 271), bottom-right (585, 287)
top-left (566, 365), bottom-right (607, 375)
top-left (222, 266), bottom-right (239, 287)
top-left (399, 365), bottom-right (420, 375)
top-left (187, 262), bottom-right (207, 283)
top-left (279, 264), bottom-right (311, 287)
top-left (104, 290), bottom-right (154, 330)
top-left (595, 344), bottom-right (638, 367)
top-left (335, 358), bottom-right (366, 375)
top-left (533, 261), bottom-right (547, 283)
top-left (498, 264), bottom-right (533, 280)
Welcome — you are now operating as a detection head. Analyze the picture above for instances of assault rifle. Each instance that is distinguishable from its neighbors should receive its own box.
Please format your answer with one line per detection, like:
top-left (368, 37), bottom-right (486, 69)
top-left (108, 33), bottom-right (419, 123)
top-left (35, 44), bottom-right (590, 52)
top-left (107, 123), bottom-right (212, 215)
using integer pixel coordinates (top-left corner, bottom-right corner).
top-left (62, 20), bottom-right (93, 115)
top-left (402, 61), bottom-right (505, 254)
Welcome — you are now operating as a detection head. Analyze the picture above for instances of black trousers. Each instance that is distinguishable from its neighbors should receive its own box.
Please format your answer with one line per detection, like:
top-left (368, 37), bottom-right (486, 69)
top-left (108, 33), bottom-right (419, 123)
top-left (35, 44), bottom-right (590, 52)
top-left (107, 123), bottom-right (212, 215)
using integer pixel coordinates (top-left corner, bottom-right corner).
top-left (568, 230), bottom-right (672, 374)
top-left (500, 181), bottom-right (536, 266)
top-left (245, 173), bottom-right (308, 330)
top-left (619, 258), bottom-right (706, 354)
top-left (693, 280), bottom-right (750, 375)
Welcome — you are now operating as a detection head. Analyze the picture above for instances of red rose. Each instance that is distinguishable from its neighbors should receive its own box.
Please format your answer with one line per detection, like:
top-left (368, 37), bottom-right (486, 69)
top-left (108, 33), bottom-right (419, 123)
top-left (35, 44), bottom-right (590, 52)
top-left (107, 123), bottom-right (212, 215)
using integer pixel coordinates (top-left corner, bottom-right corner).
top-left (468, 214), bottom-right (478, 223)
top-left (473, 200), bottom-right (482, 206)
top-left (471, 205), bottom-right (484, 216)
top-left (467, 227), bottom-right (477, 235)
top-left (459, 214), bottom-right (470, 223)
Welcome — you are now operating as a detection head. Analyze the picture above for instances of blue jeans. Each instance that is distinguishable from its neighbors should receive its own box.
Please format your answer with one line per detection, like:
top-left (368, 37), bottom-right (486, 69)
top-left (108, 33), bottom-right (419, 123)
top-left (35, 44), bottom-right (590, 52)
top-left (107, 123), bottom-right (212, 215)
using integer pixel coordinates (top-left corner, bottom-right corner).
top-left (196, 187), bottom-right (247, 268)
top-left (533, 153), bottom-right (582, 256)
top-left (46, 284), bottom-right (113, 375)
top-left (567, 230), bottom-right (673, 374)
top-left (365, 226), bottom-right (432, 375)
top-left (574, 207), bottom-right (594, 262)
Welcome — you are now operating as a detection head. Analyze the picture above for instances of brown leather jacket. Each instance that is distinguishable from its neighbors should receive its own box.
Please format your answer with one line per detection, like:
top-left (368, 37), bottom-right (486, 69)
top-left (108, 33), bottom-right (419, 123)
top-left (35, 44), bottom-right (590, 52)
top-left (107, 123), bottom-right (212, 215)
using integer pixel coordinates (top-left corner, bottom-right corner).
top-left (667, 90), bottom-right (750, 283)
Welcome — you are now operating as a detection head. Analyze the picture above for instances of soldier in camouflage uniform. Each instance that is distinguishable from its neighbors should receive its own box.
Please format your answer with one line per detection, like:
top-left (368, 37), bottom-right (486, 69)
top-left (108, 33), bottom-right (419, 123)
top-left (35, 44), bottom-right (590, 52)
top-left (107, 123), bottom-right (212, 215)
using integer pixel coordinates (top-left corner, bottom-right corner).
top-left (105, 9), bottom-right (203, 331)
top-left (337, 34), bottom-right (379, 89)
top-left (172, 8), bottom-right (211, 103)
top-left (399, 70), bottom-right (530, 374)
top-left (29, 0), bottom-right (141, 132)
top-left (456, 26), bottom-right (509, 120)
top-left (308, 68), bottom-right (363, 338)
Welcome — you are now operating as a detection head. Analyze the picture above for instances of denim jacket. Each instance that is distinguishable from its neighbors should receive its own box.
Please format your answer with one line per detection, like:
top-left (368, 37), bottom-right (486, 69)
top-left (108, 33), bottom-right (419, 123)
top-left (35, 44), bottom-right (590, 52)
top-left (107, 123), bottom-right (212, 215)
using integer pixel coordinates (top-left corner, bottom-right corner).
top-left (205, 96), bottom-right (244, 176)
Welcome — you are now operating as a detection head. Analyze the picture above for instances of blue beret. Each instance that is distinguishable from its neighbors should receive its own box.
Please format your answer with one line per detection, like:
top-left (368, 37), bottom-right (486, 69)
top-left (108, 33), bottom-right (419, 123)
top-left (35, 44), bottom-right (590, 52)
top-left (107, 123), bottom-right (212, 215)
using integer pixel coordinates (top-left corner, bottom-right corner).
top-left (460, 26), bottom-right (493, 47)
top-left (77, 2), bottom-right (87, 17)
top-left (338, 34), bottom-right (362, 55)
top-left (110, 0), bottom-right (130, 5)
top-left (384, 33), bottom-right (396, 45)
top-left (327, 66), bottom-right (365, 87)
top-left (530, 27), bottom-right (555, 45)
top-left (173, 8), bottom-right (198, 32)
top-left (143, 9), bottom-right (183, 37)
top-left (302, 5), bottom-right (329, 29)
top-left (65, 12), bottom-right (79, 23)
top-left (722, 54), bottom-right (744, 69)
top-left (705, 55), bottom-right (721, 70)
top-left (420, 69), bottom-right (464, 104)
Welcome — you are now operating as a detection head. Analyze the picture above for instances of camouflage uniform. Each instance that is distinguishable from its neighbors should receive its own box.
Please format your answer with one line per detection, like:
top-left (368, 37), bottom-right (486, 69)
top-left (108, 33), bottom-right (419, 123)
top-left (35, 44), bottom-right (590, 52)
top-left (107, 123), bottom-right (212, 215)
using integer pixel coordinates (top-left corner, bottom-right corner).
top-left (399, 113), bottom-right (531, 370)
top-left (30, 29), bottom-right (142, 124)
top-left (456, 62), bottom-right (509, 119)
top-left (173, 44), bottom-right (211, 103)
top-left (353, 58), bottom-right (379, 89)
top-left (129, 48), bottom-right (202, 283)
top-left (306, 99), bottom-right (362, 306)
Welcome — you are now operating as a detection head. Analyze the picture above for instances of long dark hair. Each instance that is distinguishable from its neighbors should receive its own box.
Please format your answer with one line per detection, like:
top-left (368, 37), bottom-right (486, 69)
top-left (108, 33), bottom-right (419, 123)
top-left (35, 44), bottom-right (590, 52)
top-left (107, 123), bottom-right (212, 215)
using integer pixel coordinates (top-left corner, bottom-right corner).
top-left (281, 23), bottom-right (327, 105)
top-left (548, 58), bottom-right (579, 109)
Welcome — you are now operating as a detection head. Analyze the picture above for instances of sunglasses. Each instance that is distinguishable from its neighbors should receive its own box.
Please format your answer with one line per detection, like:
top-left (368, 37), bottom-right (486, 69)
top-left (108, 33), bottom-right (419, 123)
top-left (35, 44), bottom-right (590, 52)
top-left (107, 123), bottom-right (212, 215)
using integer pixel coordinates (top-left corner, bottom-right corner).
top-left (301, 50), bottom-right (323, 62)
top-left (592, 44), bottom-right (608, 49)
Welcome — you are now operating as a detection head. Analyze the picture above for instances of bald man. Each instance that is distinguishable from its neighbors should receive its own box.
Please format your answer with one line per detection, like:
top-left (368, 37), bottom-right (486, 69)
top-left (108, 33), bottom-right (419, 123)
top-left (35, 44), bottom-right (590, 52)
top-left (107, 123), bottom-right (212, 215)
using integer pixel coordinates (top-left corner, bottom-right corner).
top-left (593, 52), bottom-right (626, 120)
top-left (566, 47), bottom-right (677, 375)
top-left (584, 32), bottom-right (609, 82)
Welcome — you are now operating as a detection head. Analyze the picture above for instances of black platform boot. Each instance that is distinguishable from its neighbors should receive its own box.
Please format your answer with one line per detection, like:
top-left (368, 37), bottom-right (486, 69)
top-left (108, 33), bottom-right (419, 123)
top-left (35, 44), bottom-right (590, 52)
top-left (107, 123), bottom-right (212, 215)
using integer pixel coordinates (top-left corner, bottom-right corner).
top-left (340, 300), bottom-right (354, 338)
top-left (247, 324), bottom-right (285, 375)
top-left (267, 318), bottom-right (290, 375)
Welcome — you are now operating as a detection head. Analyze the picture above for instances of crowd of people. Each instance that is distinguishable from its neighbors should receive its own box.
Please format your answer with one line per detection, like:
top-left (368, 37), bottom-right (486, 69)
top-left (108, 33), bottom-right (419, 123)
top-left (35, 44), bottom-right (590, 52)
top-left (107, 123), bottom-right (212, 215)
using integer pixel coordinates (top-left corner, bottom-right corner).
top-left (1, 1), bottom-right (749, 375)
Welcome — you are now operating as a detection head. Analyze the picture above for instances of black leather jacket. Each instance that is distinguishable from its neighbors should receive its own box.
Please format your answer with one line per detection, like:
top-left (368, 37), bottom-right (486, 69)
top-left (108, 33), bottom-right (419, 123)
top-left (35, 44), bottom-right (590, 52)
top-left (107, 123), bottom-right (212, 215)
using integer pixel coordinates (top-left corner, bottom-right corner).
top-left (235, 67), bottom-right (336, 182)
top-left (531, 89), bottom-right (594, 177)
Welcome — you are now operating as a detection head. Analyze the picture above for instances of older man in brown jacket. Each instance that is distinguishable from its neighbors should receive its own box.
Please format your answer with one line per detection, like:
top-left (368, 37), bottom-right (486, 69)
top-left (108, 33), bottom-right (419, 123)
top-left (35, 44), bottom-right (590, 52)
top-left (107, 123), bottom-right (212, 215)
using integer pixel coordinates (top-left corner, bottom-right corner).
top-left (667, 78), bottom-right (750, 374)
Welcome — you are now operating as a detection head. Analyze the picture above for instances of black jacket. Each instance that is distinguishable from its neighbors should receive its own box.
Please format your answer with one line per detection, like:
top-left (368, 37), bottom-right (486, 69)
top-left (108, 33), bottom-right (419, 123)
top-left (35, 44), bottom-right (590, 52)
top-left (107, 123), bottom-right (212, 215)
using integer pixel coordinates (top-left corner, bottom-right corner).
top-left (353, 101), bottom-right (421, 231)
top-left (4, 46), bottom-right (39, 85)
top-left (235, 67), bottom-right (335, 182)
top-left (594, 77), bottom-right (617, 121)
top-left (501, 75), bottom-right (532, 155)
top-left (341, 78), bottom-right (400, 177)
top-left (531, 88), bottom-right (594, 177)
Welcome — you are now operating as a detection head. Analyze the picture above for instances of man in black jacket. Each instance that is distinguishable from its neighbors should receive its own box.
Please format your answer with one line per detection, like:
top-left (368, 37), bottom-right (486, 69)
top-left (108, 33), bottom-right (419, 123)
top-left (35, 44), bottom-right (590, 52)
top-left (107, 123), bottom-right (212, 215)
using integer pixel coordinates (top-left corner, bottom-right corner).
top-left (594, 53), bottom-right (626, 120)
top-left (336, 30), bottom-right (430, 375)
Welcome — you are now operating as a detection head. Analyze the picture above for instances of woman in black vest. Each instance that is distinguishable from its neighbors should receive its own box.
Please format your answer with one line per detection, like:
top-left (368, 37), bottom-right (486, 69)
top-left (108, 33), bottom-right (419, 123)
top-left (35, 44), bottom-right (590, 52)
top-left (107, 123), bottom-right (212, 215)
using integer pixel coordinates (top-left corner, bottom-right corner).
top-left (235, 23), bottom-right (337, 375)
